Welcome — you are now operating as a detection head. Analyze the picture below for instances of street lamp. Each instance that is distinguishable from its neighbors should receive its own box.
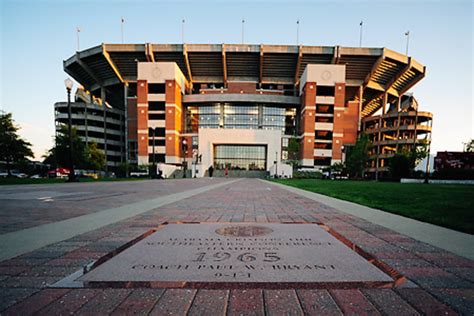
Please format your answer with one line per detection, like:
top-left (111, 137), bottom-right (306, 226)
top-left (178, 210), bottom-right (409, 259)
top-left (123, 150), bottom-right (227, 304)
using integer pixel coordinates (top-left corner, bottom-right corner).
top-left (182, 138), bottom-right (188, 178)
top-left (151, 127), bottom-right (156, 179)
top-left (274, 151), bottom-right (278, 178)
top-left (64, 78), bottom-right (76, 182)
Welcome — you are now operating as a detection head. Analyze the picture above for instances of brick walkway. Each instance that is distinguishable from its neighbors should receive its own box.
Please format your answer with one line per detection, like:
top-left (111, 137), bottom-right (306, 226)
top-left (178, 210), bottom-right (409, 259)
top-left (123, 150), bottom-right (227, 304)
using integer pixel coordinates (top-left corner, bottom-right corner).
top-left (0, 179), bottom-right (473, 315)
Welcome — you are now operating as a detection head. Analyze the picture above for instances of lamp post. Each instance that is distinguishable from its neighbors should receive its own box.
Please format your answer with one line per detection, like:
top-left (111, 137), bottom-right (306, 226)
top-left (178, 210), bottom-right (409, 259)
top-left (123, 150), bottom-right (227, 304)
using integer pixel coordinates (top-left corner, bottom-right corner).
top-left (151, 127), bottom-right (156, 179)
top-left (182, 138), bottom-right (188, 178)
top-left (274, 151), bottom-right (278, 178)
top-left (64, 78), bottom-right (76, 182)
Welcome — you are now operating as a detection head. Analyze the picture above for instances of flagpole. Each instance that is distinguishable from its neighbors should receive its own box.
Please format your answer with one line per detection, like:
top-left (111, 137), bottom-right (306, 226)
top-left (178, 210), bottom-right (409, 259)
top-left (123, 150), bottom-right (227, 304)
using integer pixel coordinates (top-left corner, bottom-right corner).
top-left (121, 18), bottom-right (124, 44)
top-left (405, 31), bottom-right (410, 55)
top-left (76, 27), bottom-right (81, 51)
top-left (182, 19), bottom-right (185, 43)
top-left (241, 19), bottom-right (245, 44)
top-left (296, 20), bottom-right (300, 45)
top-left (359, 21), bottom-right (363, 47)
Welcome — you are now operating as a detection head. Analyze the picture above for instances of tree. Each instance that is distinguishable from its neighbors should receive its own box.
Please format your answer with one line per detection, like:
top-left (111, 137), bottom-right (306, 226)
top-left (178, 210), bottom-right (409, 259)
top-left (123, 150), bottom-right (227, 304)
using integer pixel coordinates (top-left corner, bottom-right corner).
top-left (286, 137), bottom-right (301, 169)
top-left (409, 140), bottom-right (430, 169)
top-left (345, 133), bottom-right (371, 179)
top-left (84, 142), bottom-right (106, 170)
top-left (400, 141), bottom-right (429, 171)
top-left (44, 127), bottom-right (107, 171)
top-left (464, 139), bottom-right (474, 152)
top-left (331, 162), bottom-right (346, 173)
top-left (388, 153), bottom-right (412, 180)
top-left (0, 112), bottom-right (34, 175)
top-left (389, 141), bottom-right (430, 180)
top-left (43, 125), bottom-right (87, 169)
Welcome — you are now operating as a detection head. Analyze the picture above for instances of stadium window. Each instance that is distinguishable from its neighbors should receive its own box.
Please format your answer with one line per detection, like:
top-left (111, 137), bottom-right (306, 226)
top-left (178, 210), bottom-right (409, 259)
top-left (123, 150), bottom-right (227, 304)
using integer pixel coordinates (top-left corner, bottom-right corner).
top-left (149, 139), bottom-right (165, 146)
top-left (317, 86), bottom-right (335, 96)
top-left (148, 83), bottom-right (166, 94)
top-left (148, 113), bottom-right (166, 120)
top-left (155, 128), bottom-right (165, 137)
top-left (314, 157), bottom-right (332, 166)
top-left (148, 128), bottom-right (165, 137)
top-left (127, 83), bottom-right (137, 97)
top-left (148, 101), bottom-right (165, 111)
top-left (316, 116), bottom-right (334, 123)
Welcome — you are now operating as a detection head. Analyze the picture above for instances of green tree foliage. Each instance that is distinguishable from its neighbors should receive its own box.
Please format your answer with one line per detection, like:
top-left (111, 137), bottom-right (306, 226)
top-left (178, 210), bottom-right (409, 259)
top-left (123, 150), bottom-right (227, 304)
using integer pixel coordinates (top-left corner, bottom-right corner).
top-left (286, 137), bottom-right (301, 169)
top-left (345, 133), bottom-right (371, 179)
top-left (388, 153), bottom-right (412, 180)
top-left (84, 142), bottom-right (105, 170)
top-left (464, 139), bottom-right (474, 152)
top-left (330, 162), bottom-right (346, 174)
top-left (409, 140), bottom-right (430, 168)
top-left (117, 162), bottom-right (136, 178)
top-left (389, 141), bottom-right (429, 180)
top-left (0, 112), bottom-right (34, 175)
top-left (43, 126), bottom-right (105, 171)
top-left (44, 126), bottom-right (86, 168)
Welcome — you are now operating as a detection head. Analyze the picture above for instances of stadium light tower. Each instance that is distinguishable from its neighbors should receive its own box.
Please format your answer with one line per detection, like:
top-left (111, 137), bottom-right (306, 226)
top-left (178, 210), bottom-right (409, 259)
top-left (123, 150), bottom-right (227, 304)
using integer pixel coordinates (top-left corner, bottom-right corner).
top-left (64, 78), bottom-right (76, 182)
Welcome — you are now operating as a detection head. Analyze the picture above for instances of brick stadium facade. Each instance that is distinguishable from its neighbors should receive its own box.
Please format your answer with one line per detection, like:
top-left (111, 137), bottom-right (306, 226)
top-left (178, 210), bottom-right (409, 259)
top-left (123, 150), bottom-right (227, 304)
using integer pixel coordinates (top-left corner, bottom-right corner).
top-left (59, 44), bottom-right (432, 177)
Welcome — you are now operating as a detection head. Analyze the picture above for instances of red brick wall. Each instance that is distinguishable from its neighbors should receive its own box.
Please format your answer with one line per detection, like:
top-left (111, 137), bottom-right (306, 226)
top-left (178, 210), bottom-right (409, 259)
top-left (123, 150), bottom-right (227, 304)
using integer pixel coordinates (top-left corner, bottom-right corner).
top-left (137, 80), bottom-right (148, 104)
top-left (127, 97), bottom-right (137, 140)
top-left (332, 83), bottom-right (359, 160)
top-left (332, 83), bottom-right (345, 160)
top-left (137, 80), bottom-right (148, 157)
top-left (165, 80), bottom-right (183, 159)
top-left (183, 135), bottom-right (193, 159)
top-left (334, 83), bottom-right (345, 107)
top-left (343, 101), bottom-right (359, 145)
top-left (227, 82), bottom-right (257, 94)
top-left (300, 82), bottom-right (316, 162)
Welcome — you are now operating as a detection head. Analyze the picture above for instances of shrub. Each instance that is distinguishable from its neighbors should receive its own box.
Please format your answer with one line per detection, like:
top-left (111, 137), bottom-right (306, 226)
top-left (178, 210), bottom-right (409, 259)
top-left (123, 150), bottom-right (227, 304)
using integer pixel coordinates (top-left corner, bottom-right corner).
top-left (293, 170), bottom-right (323, 179)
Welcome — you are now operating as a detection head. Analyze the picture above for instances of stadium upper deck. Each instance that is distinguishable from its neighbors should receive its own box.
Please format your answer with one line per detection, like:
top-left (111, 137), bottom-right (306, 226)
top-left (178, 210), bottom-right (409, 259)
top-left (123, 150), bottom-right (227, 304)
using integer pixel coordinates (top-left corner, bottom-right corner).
top-left (64, 44), bottom-right (425, 117)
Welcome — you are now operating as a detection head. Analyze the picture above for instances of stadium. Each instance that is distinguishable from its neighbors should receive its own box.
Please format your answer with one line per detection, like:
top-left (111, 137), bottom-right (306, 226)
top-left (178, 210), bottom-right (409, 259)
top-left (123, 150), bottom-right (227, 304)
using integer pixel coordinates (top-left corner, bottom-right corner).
top-left (56, 43), bottom-right (432, 178)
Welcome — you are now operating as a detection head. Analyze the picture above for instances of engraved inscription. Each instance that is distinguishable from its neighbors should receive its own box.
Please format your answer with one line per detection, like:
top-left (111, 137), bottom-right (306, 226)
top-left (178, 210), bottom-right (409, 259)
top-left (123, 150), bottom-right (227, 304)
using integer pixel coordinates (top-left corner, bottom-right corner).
top-left (79, 224), bottom-right (394, 283)
top-left (129, 234), bottom-right (336, 279)
top-left (215, 225), bottom-right (273, 237)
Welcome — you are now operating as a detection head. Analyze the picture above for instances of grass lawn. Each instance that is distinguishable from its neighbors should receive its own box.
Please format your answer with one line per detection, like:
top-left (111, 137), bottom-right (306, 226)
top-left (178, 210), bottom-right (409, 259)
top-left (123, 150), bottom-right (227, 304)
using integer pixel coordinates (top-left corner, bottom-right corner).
top-left (0, 177), bottom-right (151, 185)
top-left (273, 179), bottom-right (474, 234)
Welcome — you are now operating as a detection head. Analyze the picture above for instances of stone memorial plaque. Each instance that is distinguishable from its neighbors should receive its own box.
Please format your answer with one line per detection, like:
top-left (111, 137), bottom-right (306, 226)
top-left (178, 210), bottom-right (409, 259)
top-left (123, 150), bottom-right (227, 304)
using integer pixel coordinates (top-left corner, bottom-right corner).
top-left (79, 224), bottom-right (393, 285)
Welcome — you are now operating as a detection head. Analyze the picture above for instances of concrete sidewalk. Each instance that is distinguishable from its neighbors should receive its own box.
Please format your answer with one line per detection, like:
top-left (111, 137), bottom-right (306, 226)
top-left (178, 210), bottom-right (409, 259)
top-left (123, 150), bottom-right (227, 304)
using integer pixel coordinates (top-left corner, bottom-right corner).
top-left (266, 180), bottom-right (474, 260)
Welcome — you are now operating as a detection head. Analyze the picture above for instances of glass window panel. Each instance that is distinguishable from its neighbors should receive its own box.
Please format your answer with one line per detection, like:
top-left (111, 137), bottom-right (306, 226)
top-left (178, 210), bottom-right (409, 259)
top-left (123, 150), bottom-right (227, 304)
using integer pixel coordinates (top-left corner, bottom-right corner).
top-left (214, 145), bottom-right (266, 170)
top-left (186, 104), bottom-right (296, 133)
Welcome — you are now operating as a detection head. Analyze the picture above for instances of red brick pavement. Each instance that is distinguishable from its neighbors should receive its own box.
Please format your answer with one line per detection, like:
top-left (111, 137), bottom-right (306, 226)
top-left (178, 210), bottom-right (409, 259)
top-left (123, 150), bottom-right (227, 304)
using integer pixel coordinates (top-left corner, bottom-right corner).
top-left (1, 179), bottom-right (472, 315)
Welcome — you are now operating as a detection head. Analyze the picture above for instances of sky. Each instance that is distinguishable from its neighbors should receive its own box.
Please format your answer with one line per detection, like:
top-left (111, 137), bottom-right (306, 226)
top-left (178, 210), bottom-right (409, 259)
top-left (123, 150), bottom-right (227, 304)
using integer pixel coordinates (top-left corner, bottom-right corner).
top-left (0, 0), bottom-right (473, 160)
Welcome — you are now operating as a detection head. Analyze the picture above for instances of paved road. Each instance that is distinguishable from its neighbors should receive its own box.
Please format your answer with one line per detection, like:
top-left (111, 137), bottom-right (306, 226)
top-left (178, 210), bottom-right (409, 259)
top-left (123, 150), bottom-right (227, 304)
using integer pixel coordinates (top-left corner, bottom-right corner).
top-left (0, 178), bottom-right (472, 315)
top-left (0, 178), bottom-right (230, 234)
